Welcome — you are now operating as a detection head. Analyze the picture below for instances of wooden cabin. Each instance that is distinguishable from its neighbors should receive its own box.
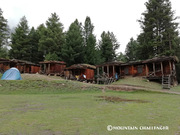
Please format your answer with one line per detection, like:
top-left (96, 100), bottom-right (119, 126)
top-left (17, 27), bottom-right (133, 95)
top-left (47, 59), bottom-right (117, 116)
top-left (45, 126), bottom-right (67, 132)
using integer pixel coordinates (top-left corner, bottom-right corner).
top-left (142, 56), bottom-right (178, 77)
top-left (39, 61), bottom-right (66, 76)
top-left (120, 56), bottom-right (178, 88)
top-left (0, 58), bottom-right (40, 74)
top-left (11, 59), bottom-right (39, 73)
top-left (0, 58), bottom-right (10, 73)
top-left (95, 56), bottom-right (178, 87)
top-left (96, 61), bottom-right (123, 78)
top-left (120, 61), bottom-right (146, 77)
top-left (64, 64), bottom-right (96, 82)
top-left (96, 61), bottom-right (123, 84)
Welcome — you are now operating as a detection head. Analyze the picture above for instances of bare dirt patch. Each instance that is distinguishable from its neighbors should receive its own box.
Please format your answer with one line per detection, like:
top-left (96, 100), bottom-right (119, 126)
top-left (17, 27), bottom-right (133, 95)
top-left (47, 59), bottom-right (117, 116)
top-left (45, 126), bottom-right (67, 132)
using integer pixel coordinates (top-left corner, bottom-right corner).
top-left (21, 73), bottom-right (63, 81)
top-left (97, 96), bottom-right (149, 103)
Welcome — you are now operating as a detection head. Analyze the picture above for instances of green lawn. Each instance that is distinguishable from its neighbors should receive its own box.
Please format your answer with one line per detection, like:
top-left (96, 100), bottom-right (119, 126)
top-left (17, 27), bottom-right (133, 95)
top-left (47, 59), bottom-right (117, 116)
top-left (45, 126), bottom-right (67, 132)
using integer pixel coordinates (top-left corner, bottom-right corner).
top-left (113, 76), bottom-right (162, 89)
top-left (0, 74), bottom-right (180, 135)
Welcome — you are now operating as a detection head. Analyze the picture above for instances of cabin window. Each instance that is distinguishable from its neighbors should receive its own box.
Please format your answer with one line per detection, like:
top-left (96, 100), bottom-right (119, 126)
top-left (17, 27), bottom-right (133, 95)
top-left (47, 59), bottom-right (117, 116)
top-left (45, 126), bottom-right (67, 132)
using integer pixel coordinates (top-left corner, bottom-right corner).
top-left (137, 65), bottom-right (143, 74)
top-left (124, 67), bottom-right (129, 75)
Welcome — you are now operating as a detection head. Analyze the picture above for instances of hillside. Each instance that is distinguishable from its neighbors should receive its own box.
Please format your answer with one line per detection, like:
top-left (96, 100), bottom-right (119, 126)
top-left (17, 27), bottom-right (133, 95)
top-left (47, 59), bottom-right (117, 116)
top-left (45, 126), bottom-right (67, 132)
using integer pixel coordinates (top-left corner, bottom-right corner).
top-left (0, 73), bottom-right (179, 94)
top-left (0, 73), bottom-right (180, 135)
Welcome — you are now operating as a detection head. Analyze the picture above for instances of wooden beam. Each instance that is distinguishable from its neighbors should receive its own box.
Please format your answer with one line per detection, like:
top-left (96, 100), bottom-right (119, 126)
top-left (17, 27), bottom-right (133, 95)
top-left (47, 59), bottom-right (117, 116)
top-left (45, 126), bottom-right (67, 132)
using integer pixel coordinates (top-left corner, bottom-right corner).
top-left (145, 64), bottom-right (148, 76)
top-left (107, 65), bottom-right (109, 77)
top-left (169, 61), bottom-right (172, 75)
top-left (120, 66), bottom-right (122, 76)
top-left (153, 63), bottom-right (156, 76)
top-left (172, 61), bottom-right (175, 71)
top-left (44, 64), bottom-right (46, 73)
top-left (40, 64), bottom-right (42, 73)
top-left (102, 66), bottom-right (104, 73)
top-left (160, 62), bottom-right (164, 76)
top-left (113, 65), bottom-right (115, 77)
top-left (48, 63), bottom-right (51, 74)
top-left (97, 67), bottom-right (99, 75)
top-left (24, 65), bottom-right (26, 73)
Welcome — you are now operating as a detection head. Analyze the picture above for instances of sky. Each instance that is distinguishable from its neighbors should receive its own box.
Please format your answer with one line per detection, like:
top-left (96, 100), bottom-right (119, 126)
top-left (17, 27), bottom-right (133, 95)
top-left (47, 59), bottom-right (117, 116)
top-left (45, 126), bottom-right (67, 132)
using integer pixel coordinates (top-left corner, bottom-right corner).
top-left (1, 0), bottom-right (180, 53)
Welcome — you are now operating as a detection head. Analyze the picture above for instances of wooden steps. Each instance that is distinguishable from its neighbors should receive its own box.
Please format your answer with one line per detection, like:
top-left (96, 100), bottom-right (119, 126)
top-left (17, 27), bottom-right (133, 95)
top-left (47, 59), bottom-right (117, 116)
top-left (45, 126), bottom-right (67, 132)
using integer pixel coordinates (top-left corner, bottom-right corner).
top-left (162, 75), bottom-right (171, 89)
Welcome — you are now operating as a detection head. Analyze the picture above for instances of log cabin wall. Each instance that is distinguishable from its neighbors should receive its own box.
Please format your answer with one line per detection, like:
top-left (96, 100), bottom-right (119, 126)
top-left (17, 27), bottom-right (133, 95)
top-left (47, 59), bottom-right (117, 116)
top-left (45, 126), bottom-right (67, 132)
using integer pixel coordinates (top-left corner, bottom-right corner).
top-left (133, 65), bottom-right (146, 76)
top-left (31, 65), bottom-right (40, 73)
top-left (97, 56), bottom-right (178, 79)
top-left (54, 64), bottom-right (66, 73)
top-left (65, 64), bottom-right (96, 81)
top-left (163, 61), bottom-right (171, 75)
top-left (85, 69), bottom-right (94, 80)
top-left (39, 61), bottom-right (66, 75)
top-left (16, 64), bottom-right (24, 73)
top-left (120, 64), bottom-right (146, 77)
top-left (65, 68), bottom-right (94, 80)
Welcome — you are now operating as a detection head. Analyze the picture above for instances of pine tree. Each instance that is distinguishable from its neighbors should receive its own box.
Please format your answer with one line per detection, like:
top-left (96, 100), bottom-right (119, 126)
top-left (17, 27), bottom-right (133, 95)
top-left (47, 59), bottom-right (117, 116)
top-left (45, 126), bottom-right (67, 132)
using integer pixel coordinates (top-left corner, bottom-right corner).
top-left (117, 52), bottom-right (127, 62)
top-left (99, 31), bottom-right (120, 62)
top-left (174, 36), bottom-right (180, 60)
top-left (38, 13), bottom-right (65, 60)
top-left (61, 19), bottom-right (84, 66)
top-left (138, 0), bottom-right (179, 59)
top-left (36, 24), bottom-right (46, 59)
top-left (0, 8), bottom-right (9, 58)
top-left (125, 38), bottom-right (139, 61)
top-left (28, 27), bottom-right (43, 63)
top-left (83, 16), bottom-right (97, 65)
top-left (9, 16), bottom-right (30, 60)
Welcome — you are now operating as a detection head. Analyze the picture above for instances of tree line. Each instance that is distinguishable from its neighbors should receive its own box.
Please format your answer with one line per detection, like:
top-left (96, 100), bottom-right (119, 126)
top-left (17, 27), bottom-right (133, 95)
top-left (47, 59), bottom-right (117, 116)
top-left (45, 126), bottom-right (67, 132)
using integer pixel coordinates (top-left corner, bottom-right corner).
top-left (1, 0), bottom-right (180, 66)
top-left (0, 10), bottom-right (120, 66)
top-left (122, 0), bottom-right (180, 62)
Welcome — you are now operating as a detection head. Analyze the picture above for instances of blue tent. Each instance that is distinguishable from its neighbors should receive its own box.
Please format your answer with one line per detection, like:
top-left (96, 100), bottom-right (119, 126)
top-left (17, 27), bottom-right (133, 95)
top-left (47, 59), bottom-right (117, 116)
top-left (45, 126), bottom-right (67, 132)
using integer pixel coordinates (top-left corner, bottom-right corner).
top-left (1, 67), bottom-right (22, 80)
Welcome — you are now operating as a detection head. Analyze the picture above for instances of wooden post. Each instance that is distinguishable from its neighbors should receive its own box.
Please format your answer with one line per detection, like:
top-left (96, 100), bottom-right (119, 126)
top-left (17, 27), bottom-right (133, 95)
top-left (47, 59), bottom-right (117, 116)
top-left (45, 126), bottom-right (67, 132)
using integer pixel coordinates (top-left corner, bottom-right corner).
top-left (169, 61), bottom-right (172, 75)
top-left (107, 65), bottom-right (109, 77)
top-left (102, 66), bottom-right (104, 73)
top-left (172, 61), bottom-right (176, 76)
top-left (40, 64), bottom-right (42, 73)
top-left (119, 66), bottom-right (121, 76)
top-left (113, 65), bottom-right (115, 77)
top-left (153, 63), bottom-right (156, 76)
top-left (97, 67), bottom-right (99, 75)
top-left (160, 62), bottom-right (164, 76)
top-left (44, 64), bottom-right (46, 74)
top-left (24, 64), bottom-right (26, 73)
top-left (172, 61), bottom-right (175, 70)
top-left (145, 64), bottom-right (148, 76)
top-left (48, 63), bottom-right (50, 74)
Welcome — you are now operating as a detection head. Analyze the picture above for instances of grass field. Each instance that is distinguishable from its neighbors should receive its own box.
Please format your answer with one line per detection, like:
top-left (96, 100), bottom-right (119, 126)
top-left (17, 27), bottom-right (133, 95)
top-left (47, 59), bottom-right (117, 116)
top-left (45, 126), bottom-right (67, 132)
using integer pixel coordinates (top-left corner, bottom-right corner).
top-left (0, 74), bottom-right (180, 135)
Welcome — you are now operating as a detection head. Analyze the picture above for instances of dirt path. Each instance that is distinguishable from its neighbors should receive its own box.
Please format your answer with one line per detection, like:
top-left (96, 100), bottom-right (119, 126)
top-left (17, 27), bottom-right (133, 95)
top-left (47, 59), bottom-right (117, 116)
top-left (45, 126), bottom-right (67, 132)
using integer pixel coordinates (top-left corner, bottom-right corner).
top-left (105, 84), bottom-right (180, 95)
